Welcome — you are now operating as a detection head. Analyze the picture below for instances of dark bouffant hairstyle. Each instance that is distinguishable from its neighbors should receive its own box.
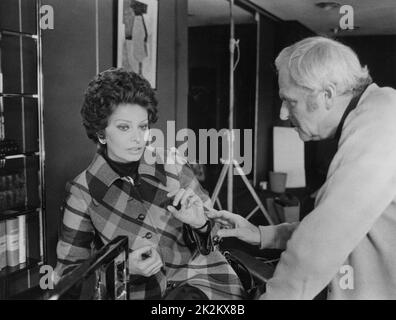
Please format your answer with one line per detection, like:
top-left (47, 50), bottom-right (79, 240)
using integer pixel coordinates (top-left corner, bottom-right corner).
top-left (81, 68), bottom-right (158, 143)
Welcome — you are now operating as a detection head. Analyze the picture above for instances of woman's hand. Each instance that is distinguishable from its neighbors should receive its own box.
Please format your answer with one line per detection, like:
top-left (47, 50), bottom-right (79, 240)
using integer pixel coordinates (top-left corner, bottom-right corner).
top-left (129, 246), bottom-right (163, 277)
top-left (167, 188), bottom-right (207, 229)
top-left (206, 209), bottom-right (261, 246)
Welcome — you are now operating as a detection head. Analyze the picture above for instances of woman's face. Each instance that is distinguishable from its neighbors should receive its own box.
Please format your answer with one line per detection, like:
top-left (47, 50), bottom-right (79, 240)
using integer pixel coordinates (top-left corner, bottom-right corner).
top-left (104, 103), bottom-right (150, 162)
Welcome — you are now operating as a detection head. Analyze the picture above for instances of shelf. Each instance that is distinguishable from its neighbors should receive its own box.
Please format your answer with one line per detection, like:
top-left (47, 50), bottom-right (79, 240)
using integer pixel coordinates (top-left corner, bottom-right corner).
top-left (0, 206), bottom-right (39, 221)
top-left (0, 93), bottom-right (38, 98)
top-left (0, 0), bottom-right (45, 299)
top-left (0, 258), bottom-right (42, 280)
top-left (1, 151), bottom-right (40, 160)
top-left (0, 29), bottom-right (38, 40)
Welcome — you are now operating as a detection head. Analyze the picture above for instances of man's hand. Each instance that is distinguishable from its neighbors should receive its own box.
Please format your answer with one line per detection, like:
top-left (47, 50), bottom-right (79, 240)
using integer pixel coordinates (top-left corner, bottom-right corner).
top-left (167, 188), bottom-right (207, 230)
top-left (129, 246), bottom-right (163, 277)
top-left (206, 209), bottom-right (261, 246)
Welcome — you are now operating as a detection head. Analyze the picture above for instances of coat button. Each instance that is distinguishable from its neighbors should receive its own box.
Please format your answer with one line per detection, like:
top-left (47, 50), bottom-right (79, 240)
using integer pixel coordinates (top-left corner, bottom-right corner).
top-left (138, 214), bottom-right (145, 221)
top-left (145, 232), bottom-right (152, 239)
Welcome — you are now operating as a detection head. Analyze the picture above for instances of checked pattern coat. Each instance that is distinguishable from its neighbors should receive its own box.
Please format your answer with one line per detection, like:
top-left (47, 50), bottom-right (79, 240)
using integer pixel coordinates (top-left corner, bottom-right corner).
top-left (55, 147), bottom-right (245, 299)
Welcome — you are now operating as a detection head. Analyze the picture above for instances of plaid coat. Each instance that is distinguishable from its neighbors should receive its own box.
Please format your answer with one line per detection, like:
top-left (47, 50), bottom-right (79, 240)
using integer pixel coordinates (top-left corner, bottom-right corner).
top-left (55, 147), bottom-right (245, 299)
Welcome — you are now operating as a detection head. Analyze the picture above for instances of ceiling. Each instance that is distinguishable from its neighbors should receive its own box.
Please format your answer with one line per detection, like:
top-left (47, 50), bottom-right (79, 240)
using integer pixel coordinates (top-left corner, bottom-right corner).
top-left (188, 0), bottom-right (256, 26)
top-left (188, 0), bottom-right (396, 36)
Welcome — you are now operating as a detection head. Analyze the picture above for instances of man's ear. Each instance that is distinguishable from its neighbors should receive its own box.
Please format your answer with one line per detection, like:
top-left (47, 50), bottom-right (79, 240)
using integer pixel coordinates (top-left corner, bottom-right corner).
top-left (323, 83), bottom-right (337, 110)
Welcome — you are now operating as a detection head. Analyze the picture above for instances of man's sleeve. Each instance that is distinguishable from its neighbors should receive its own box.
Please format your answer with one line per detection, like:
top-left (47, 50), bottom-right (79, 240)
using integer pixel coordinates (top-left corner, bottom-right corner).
top-left (54, 182), bottom-right (95, 281)
top-left (258, 223), bottom-right (299, 250)
top-left (261, 99), bottom-right (396, 299)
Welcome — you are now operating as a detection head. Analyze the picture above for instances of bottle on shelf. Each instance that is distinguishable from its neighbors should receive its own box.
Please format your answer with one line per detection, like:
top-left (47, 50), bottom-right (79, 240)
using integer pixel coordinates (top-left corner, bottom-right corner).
top-left (0, 169), bottom-right (26, 212)
top-left (5, 217), bottom-right (19, 267)
top-left (0, 220), bottom-right (6, 270)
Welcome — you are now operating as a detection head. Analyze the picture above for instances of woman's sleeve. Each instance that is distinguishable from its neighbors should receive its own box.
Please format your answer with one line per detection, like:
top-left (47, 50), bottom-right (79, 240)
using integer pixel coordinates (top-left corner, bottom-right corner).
top-left (54, 182), bottom-right (95, 281)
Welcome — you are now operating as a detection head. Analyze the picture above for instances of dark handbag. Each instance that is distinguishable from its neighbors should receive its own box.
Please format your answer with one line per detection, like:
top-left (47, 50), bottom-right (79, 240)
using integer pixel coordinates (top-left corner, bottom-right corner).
top-left (222, 249), bottom-right (269, 300)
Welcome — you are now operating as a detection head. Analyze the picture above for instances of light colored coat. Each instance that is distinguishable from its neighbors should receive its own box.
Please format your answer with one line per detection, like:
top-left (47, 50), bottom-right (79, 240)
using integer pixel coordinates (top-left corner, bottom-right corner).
top-left (259, 83), bottom-right (396, 299)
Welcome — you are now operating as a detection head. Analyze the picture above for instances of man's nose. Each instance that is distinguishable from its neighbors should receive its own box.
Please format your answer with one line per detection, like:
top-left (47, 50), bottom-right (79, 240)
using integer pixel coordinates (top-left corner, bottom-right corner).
top-left (280, 102), bottom-right (290, 121)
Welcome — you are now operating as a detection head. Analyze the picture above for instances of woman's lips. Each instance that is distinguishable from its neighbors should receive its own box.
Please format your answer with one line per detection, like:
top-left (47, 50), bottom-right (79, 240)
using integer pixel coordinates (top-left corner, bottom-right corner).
top-left (127, 147), bottom-right (143, 153)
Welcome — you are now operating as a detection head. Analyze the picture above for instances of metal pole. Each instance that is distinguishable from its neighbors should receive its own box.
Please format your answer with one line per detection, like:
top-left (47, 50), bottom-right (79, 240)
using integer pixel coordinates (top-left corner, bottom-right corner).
top-left (36, 0), bottom-right (47, 263)
top-left (227, 0), bottom-right (235, 212)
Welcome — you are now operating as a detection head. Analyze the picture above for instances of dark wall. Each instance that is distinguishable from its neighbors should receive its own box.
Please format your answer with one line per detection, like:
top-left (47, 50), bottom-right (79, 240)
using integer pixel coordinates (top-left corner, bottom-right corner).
top-left (254, 15), bottom-right (278, 186)
top-left (188, 25), bottom-right (230, 131)
top-left (188, 25), bottom-right (230, 192)
top-left (42, 0), bottom-right (188, 266)
top-left (156, 0), bottom-right (188, 132)
top-left (338, 35), bottom-right (396, 89)
top-left (42, 0), bottom-right (114, 266)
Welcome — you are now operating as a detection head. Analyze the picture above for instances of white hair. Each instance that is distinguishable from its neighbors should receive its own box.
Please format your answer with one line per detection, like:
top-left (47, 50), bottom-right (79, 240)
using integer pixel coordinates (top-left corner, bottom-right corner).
top-left (275, 36), bottom-right (372, 95)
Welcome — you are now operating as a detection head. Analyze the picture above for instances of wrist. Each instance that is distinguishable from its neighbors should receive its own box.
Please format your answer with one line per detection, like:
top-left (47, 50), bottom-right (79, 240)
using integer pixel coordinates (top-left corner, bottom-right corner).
top-left (193, 220), bottom-right (210, 232)
top-left (251, 226), bottom-right (261, 246)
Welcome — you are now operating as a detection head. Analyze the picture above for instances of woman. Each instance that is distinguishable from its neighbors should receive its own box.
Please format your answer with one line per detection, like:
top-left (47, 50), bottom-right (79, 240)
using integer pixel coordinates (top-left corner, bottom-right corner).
top-left (54, 68), bottom-right (244, 300)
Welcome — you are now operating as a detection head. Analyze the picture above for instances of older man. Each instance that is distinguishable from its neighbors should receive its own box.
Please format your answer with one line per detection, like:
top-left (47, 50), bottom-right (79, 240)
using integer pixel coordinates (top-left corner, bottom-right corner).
top-left (208, 36), bottom-right (396, 299)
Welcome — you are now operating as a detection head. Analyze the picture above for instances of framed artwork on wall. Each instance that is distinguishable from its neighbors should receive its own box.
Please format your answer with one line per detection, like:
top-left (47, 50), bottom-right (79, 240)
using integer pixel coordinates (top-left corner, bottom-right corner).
top-left (117, 0), bottom-right (158, 89)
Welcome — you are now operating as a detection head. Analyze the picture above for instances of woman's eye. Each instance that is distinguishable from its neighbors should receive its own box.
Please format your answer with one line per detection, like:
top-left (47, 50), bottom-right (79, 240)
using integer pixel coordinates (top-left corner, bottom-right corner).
top-left (139, 124), bottom-right (148, 131)
top-left (117, 125), bottom-right (129, 131)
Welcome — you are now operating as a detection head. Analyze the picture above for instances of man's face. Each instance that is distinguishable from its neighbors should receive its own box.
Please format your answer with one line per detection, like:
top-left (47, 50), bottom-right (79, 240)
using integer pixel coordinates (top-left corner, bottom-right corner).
top-left (278, 68), bottom-right (327, 141)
